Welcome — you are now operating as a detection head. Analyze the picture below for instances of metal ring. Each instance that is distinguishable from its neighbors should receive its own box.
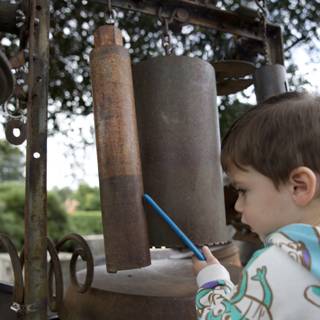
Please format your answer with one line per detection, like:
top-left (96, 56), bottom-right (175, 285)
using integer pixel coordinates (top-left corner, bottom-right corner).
top-left (5, 119), bottom-right (27, 145)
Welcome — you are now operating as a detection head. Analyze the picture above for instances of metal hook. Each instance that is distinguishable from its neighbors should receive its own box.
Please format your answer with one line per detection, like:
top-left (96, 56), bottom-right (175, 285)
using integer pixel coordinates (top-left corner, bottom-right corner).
top-left (106, 0), bottom-right (116, 24)
top-left (158, 7), bottom-right (178, 25)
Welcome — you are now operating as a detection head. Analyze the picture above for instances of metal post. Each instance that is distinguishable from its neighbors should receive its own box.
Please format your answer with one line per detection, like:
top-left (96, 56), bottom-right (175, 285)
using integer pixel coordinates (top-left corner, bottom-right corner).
top-left (24, 0), bottom-right (49, 319)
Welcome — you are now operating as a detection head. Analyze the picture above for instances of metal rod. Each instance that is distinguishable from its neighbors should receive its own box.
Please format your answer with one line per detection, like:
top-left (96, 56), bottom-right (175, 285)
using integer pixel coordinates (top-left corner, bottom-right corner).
top-left (24, 0), bottom-right (49, 319)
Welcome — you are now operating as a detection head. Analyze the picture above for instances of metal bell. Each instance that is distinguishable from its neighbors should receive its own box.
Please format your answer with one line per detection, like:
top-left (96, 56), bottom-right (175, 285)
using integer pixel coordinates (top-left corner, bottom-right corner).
top-left (133, 55), bottom-right (230, 248)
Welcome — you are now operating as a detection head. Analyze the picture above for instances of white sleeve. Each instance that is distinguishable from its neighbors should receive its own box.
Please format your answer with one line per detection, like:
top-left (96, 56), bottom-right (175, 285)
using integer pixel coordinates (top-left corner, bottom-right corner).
top-left (196, 263), bottom-right (231, 287)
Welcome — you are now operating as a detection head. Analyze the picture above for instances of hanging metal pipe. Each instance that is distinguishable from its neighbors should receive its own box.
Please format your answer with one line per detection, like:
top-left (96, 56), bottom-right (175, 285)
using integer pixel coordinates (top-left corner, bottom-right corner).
top-left (24, 0), bottom-right (49, 319)
top-left (253, 64), bottom-right (287, 103)
top-left (90, 24), bottom-right (150, 272)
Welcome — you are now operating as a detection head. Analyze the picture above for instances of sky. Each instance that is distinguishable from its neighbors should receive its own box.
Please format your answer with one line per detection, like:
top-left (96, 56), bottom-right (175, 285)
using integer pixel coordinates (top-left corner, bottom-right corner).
top-left (1, 45), bottom-right (319, 190)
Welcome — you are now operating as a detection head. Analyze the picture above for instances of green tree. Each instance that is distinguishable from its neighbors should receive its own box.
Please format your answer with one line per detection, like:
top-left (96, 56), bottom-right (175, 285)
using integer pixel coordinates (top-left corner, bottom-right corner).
top-left (74, 183), bottom-right (100, 211)
top-left (0, 182), bottom-right (70, 249)
top-left (0, 140), bottom-right (24, 181)
top-left (51, 186), bottom-right (73, 203)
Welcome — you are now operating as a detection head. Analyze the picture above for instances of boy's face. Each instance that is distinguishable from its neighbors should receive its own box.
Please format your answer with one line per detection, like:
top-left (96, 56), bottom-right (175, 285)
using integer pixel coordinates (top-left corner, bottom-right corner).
top-left (228, 165), bottom-right (302, 238)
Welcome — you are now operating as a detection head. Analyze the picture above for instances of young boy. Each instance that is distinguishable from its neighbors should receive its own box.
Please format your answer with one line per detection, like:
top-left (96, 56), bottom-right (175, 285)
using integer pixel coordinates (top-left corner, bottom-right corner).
top-left (193, 91), bottom-right (320, 319)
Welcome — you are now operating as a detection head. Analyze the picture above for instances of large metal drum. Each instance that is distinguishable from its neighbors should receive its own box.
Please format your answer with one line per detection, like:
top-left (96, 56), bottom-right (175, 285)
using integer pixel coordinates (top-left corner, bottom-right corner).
top-left (60, 246), bottom-right (241, 320)
top-left (133, 56), bottom-right (229, 248)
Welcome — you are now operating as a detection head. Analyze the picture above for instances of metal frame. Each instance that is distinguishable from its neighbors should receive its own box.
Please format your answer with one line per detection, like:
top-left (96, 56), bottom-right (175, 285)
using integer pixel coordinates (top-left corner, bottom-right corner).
top-left (90, 0), bottom-right (284, 64)
top-left (0, 0), bottom-right (285, 319)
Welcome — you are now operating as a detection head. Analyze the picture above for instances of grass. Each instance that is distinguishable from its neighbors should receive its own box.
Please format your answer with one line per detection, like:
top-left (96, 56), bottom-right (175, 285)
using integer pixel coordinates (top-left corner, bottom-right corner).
top-left (68, 210), bottom-right (103, 235)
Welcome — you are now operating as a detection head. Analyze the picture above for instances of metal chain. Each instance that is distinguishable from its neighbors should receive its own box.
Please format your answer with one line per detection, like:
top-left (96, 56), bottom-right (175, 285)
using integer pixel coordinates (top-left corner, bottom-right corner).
top-left (161, 18), bottom-right (172, 55)
top-left (158, 7), bottom-right (177, 55)
top-left (255, 0), bottom-right (270, 64)
top-left (2, 62), bottom-right (28, 122)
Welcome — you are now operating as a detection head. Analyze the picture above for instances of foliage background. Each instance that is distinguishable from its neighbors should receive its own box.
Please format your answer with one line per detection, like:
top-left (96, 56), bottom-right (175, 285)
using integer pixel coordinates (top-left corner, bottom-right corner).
top-left (0, 142), bottom-right (102, 250)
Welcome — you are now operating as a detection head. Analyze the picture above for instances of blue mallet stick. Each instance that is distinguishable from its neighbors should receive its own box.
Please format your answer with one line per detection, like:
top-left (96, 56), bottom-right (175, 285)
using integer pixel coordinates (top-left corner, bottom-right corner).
top-left (143, 194), bottom-right (206, 261)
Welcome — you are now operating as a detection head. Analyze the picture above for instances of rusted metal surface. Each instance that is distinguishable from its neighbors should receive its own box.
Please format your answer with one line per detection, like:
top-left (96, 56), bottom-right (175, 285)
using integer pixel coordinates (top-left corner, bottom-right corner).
top-left (60, 246), bottom-right (241, 320)
top-left (133, 55), bottom-right (229, 248)
top-left (253, 64), bottom-right (287, 103)
top-left (24, 0), bottom-right (49, 319)
top-left (0, 50), bottom-right (15, 105)
top-left (90, 24), bottom-right (150, 272)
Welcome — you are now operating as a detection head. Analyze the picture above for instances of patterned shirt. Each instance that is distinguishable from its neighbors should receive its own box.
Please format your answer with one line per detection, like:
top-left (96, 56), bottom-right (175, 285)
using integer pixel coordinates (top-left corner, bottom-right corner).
top-left (196, 224), bottom-right (320, 319)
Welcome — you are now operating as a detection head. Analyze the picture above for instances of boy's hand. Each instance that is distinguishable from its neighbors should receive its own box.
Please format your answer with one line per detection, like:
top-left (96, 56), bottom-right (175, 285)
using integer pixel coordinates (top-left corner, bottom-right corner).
top-left (192, 246), bottom-right (220, 275)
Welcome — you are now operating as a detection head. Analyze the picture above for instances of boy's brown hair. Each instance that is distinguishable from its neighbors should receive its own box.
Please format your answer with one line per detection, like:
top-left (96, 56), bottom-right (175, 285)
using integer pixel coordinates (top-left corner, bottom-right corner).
top-left (221, 91), bottom-right (320, 187)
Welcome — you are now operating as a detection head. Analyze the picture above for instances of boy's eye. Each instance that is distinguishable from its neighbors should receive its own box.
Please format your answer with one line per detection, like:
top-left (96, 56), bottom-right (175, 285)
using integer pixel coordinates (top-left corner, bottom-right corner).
top-left (236, 188), bottom-right (247, 195)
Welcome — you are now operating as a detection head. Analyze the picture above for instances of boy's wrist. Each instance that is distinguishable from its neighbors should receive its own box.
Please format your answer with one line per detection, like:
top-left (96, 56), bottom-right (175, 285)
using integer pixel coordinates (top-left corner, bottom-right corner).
top-left (196, 263), bottom-right (231, 288)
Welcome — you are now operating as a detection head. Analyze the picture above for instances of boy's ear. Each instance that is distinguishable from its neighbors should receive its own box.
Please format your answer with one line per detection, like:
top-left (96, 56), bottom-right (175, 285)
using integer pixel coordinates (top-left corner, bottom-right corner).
top-left (288, 167), bottom-right (318, 206)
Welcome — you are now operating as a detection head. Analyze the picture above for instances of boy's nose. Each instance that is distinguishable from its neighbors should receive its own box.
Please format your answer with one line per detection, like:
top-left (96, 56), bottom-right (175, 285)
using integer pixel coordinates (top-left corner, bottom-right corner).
top-left (234, 197), bottom-right (243, 213)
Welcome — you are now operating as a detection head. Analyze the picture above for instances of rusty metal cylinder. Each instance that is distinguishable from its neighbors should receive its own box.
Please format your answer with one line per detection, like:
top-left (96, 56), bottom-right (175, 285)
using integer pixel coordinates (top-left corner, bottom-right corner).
top-left (90, 25), bottom-right (150, 272)
top-left (253, 64), bottom-right (288, 104)
top-left (133, 56), bottom-right (229, 248)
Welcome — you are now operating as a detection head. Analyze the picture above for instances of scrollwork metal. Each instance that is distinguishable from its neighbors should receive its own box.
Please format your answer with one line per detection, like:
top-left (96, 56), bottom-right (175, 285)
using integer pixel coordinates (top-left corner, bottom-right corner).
top-left (54, 233), bottom-right (94, 294)
top-left (19, 234), bottom-right (94, 313)
top-left (0, 234), bottom-right (24, 315)
top-left (47, 238), bottom-right (64, 313)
